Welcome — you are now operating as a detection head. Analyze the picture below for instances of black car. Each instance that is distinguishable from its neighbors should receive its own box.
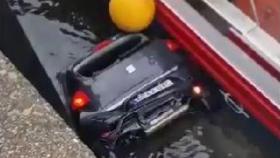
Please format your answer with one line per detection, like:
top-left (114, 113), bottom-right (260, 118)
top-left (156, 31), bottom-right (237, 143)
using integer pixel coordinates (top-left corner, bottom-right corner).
top-left (59, 34), bottom-right (216, 155)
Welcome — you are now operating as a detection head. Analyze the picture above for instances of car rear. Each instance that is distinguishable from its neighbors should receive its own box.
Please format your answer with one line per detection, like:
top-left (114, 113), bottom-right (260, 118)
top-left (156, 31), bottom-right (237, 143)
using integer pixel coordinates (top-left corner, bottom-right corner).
top-left (62, 34), bottom-right (196, 144)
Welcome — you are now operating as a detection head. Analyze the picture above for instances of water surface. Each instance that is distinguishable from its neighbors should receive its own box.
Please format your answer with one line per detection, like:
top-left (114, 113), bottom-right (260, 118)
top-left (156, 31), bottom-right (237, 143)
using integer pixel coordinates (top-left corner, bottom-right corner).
top-left (3, 0), bottom-right (280, 157)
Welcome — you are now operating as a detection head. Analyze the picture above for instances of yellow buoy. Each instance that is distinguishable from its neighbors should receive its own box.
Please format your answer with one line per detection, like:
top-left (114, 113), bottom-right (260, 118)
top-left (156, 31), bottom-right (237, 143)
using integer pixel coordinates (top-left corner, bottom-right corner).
top-left (109, 0), bottom-right (156, 32)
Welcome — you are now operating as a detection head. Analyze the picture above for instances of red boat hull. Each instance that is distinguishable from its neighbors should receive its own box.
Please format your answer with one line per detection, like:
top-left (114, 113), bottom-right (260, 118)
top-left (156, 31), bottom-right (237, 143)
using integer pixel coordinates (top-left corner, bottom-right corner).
top-left (156, 0), bottom-right (280, 139)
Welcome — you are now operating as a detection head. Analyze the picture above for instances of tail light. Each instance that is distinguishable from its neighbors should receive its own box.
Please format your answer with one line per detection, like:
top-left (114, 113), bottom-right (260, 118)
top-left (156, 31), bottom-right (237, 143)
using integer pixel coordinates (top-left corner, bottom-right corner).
top-left (193, 85), bottom-right (202, 96)
top-left (71, 90), bottom-right (90, 111)
top-left (92, 40), bottom-right (113, 52)
top-left (165, 39), bottom-right (180, 52)
top-left (192, 84), bottom-right (204, 98)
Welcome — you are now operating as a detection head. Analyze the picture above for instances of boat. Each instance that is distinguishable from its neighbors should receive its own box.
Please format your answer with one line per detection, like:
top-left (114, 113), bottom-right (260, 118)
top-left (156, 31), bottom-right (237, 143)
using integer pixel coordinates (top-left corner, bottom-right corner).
top-left (156, 0), bottom-right (280, 139)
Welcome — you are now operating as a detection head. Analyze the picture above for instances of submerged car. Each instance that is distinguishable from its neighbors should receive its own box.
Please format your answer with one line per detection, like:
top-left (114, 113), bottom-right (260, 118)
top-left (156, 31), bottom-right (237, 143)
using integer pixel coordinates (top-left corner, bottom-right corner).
top-left (59, 34), bottom-right (219, 155)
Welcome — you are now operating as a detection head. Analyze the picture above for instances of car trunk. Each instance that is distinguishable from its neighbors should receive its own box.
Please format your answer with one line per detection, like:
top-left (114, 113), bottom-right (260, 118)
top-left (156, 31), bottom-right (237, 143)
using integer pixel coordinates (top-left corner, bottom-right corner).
top-left (87, 42), bottom-right (177, 109)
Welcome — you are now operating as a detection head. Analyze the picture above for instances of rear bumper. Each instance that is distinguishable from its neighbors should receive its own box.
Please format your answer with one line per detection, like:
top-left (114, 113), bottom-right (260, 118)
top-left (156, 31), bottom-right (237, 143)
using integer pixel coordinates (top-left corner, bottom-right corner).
top-left (144, 103), bottom-right (189, 135)
top-left (79, 95), bottom-right (191, 140)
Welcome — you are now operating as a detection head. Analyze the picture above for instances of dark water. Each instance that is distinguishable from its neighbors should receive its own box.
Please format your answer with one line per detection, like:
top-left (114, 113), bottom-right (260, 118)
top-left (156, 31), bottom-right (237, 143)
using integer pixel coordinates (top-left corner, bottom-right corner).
top-left (2, 0), bottom-right (280, 157)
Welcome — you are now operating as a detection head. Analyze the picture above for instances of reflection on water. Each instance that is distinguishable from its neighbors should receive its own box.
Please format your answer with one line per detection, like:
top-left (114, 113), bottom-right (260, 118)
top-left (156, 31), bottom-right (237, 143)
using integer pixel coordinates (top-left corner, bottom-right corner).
top-left (147, 130), bottom-right (211, 158)
top-left (113, 114), bottom-right (213, 158)
top-left (4, 0), bottom-right (280, 158)
top-left (8, 0), bottom-right (114, 39)
top-left (114, 108), bottom-right (280, 158)
top-left (6, 0), bottom-right (116, 103)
